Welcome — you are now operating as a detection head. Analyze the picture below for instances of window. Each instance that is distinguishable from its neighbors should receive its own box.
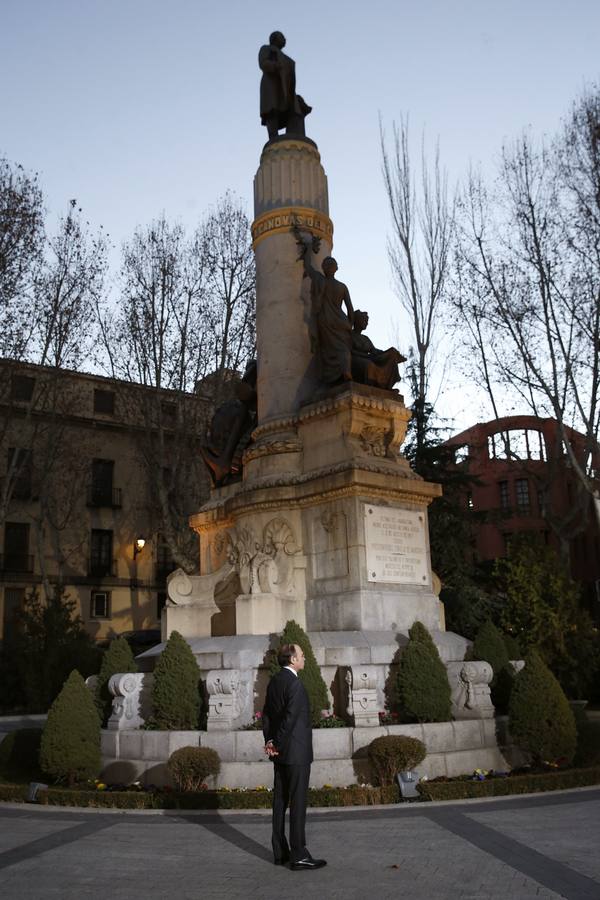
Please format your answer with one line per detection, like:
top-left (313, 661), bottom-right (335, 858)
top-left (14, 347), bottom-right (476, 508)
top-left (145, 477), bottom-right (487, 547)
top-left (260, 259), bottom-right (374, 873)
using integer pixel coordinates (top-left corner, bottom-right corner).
top-left (2, 522), bottom-right (32, 572)
top-left (161, 401), bottom-right (176, 426)
top-left (89, 459), bottom-right (120, 507)
top-left (90, 591), bottom-right (111, 619)
top-left (498, 481), bottom-right (510, 509)
top-left (93, 389), bottom-right (115, 415)
top-left (515, 478), bottom-right (530, 513)
top-left (7, 448), bottom-right (32, 500)
top-left (11, 374), bottom-right (35, 402)
top-left (454, 445), bottom-right (469, 463)
top-left (90, 529), bottom-right (114, 577)
top-left (2, 587), bottom-right (25, 641)
top-left (488, 429), bottom-right (547, 461)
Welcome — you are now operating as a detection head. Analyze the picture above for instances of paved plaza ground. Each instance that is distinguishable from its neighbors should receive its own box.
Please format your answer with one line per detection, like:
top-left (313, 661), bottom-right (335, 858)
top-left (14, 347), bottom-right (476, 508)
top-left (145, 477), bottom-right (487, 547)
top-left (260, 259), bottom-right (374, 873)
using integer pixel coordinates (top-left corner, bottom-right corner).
top-left (0, 787), bottom-right (599, 900)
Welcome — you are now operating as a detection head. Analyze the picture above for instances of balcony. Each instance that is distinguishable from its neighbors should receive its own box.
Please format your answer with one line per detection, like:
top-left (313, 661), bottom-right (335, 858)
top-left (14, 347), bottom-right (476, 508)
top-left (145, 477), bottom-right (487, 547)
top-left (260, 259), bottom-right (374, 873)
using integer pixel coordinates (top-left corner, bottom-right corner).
top-left (87, 558), bottom-right (117, 578)
top-left (86, 486), bottom-right (122, 509)
top-left (0, 554), bottom-right (34, 573)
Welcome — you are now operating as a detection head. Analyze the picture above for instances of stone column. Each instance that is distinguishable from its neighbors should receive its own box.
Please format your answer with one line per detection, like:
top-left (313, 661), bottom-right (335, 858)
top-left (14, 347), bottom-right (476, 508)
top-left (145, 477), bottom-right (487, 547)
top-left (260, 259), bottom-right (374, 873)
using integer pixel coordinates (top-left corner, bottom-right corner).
top-left (252, 138), bottom-right (333, 425)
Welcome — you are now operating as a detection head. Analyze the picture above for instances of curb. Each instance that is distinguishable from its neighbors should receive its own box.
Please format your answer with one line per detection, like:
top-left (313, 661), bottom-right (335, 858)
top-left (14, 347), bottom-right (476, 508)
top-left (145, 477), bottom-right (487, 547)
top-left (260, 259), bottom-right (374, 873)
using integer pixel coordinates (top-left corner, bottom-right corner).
top-left (1, 784), bottom-right (599, 817)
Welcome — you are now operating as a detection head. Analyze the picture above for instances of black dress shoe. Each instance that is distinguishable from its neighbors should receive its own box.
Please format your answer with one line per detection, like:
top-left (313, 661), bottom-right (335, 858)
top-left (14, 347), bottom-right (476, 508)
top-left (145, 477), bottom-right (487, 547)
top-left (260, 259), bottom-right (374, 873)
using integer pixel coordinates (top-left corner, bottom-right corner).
top-left (291, 857), bottom-right (327, 870)
top-left (274, 857), bottom-right (289, 866)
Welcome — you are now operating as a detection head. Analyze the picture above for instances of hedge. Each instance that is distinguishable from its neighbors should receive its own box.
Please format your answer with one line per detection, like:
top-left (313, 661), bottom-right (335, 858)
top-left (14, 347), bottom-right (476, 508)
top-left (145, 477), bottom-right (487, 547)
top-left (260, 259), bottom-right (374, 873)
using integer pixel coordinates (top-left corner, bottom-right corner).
top-left (416, 766), bottom-right (600, 801)
top-left (0, 783), bottom-right (399, 810)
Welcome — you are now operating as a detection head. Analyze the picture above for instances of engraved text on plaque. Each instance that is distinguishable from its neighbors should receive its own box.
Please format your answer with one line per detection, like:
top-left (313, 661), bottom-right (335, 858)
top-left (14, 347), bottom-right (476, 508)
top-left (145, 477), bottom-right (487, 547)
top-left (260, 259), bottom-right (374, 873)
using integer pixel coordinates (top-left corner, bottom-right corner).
top-left (364, 506), bottom-right (430, 585)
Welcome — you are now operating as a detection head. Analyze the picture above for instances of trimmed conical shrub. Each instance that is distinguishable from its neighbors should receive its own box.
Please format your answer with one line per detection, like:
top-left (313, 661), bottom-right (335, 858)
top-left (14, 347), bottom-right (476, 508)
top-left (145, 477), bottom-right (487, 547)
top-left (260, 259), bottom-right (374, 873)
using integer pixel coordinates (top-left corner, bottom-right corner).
top-left (272, 620), bottom-right (330, 726)
top-left (396, 621), bottom-right (452, 723)
top-left (152, 631), bottom-right (201, 730)
top-left (40, 670), bottom-right (101, 786)
top-left (469, 619), bottom-right (514, 711)
top-left (95, 636), bottom-right (138, 726)
top-left (509, 649), bottom-right (577, 766)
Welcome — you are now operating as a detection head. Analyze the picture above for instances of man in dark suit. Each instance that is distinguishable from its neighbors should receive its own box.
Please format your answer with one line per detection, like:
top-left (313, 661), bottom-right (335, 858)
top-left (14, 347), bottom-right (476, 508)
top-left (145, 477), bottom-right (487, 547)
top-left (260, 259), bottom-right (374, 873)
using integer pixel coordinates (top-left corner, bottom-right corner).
top-left (262, 643), bottom-right (326, 870)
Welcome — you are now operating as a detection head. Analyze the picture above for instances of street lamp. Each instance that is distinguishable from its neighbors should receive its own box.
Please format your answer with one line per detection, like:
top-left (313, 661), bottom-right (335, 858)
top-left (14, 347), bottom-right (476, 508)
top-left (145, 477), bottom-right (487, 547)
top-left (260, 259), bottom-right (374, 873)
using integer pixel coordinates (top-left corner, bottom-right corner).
top-left (133, 536), bottom-right (146, 559)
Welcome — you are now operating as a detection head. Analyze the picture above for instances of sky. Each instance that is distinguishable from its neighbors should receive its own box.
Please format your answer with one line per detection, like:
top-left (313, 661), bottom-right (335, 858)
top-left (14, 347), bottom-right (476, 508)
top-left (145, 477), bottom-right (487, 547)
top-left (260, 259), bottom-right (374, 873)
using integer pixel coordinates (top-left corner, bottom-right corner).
top-left (1, 0), bottom-right (599, 432)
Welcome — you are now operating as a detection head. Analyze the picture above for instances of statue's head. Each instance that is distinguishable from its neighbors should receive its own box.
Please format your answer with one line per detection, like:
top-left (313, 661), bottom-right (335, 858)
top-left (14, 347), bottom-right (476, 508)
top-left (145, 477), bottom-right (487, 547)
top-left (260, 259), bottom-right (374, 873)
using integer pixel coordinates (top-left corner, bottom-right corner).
top-left (354, 310), bottom-right (369, 331)
top-left (269, 31), bottom-right (286, 49)
top-left (321, 256), bottom-right (338, 276)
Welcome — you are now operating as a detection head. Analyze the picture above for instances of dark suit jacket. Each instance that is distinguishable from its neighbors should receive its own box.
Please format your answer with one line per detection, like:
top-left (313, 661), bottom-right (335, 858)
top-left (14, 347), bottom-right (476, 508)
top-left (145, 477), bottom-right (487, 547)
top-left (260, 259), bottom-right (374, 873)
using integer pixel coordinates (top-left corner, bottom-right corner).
top-left (262, 668), bottom-right (313, 766)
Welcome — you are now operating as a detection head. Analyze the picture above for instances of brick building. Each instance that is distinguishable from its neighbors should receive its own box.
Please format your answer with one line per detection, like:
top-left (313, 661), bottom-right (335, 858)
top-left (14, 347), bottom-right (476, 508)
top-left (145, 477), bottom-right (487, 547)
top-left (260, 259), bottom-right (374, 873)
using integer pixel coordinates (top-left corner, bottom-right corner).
top-left (443, 415), bottom-right (600, 606)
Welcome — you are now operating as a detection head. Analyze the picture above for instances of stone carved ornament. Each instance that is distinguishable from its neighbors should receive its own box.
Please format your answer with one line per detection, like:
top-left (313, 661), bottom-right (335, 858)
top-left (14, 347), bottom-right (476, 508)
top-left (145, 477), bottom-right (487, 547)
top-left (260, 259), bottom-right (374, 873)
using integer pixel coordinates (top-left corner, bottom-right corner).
top-left (446, 661), bottom-right (495, 720)
top-left (206, 669), bottom-right (254, 730)
top-left (225, 517), bottom-right (299, 596)
top-left (107, 673), bottom-right (154, 731)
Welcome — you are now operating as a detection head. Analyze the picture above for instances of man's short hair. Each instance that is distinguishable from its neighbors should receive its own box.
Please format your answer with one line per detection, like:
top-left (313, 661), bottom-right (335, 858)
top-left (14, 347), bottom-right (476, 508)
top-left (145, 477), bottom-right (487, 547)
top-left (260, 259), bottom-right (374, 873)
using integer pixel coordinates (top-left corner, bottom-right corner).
top-left (277, 643), bottom-right (297, 667)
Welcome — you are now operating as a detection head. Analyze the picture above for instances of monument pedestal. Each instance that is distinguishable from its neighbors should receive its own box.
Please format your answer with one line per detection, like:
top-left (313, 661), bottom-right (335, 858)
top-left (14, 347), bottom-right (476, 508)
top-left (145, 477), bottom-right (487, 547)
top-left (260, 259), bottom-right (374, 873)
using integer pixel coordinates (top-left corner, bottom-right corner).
top-left (163, 383), bottom-right (443, 642)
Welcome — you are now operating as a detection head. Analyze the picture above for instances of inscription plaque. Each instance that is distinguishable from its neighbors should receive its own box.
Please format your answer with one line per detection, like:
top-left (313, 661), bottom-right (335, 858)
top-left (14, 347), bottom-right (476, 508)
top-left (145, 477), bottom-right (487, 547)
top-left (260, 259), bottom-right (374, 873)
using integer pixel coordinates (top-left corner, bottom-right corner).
top-left (364, 505), bottom-right (430, 585)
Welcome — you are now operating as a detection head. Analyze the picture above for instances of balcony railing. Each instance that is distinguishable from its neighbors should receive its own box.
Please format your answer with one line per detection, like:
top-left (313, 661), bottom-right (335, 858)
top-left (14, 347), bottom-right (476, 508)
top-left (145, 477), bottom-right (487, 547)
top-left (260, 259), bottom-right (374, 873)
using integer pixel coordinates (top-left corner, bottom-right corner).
top-left (0, 553), bottom-right (34, 573)
top-left (87, 557), bottom-right (117, 578)
top-left (86, 486), bottom-right (122, 508)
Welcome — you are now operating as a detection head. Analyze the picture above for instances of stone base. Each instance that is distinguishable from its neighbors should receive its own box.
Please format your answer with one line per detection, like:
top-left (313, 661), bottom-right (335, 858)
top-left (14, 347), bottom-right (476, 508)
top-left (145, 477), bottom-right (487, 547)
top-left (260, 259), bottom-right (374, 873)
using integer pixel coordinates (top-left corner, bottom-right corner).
top-left (100, 719), bottom-right (508, 789)
top-left (137, 629), bottom-right (470, 719)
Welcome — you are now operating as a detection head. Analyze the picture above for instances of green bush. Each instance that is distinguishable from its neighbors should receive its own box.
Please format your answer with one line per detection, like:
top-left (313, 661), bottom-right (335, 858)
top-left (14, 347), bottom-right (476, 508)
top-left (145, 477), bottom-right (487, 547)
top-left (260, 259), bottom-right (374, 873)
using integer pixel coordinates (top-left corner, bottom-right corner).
top-left (95, 637), bottom-right (138, 726)
top-left (167, 746), bottom-right (220, 791)
top-left (40, 670), bottom-right (101, 786)
top-left (509, 649), bottom-right (577, 766)
top-left (368, 735), bottom-right (426, 786)
top-left (574, 719), bottom-right (600, 768)
top-left (0, 727), bottom-right (43, 777)
top-left (272, 620), bottom-right (329, 726)
top-left (469, 619), bottom-right (514, 712)
top-left (396, 621), bottom-right (452, 723)
top-left (151, 631), bottom-right (202, 730)
top-left (502, 632), bottom-right (522, 660)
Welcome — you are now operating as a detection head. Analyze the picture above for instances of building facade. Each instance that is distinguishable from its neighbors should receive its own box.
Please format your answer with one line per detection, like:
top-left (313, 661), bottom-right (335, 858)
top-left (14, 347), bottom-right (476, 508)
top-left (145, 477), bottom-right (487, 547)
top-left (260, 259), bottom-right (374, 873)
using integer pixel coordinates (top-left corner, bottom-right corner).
top-left (0, 360), bottom-right (211, 644)
top-left (443, 415), bottom-right (600, 607)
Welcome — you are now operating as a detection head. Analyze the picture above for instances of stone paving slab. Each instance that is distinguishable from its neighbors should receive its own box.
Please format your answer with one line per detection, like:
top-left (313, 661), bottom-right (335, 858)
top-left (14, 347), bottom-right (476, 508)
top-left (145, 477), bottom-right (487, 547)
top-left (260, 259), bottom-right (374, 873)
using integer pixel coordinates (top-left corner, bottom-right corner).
top-left (0, 790), bottom-right (598, 900)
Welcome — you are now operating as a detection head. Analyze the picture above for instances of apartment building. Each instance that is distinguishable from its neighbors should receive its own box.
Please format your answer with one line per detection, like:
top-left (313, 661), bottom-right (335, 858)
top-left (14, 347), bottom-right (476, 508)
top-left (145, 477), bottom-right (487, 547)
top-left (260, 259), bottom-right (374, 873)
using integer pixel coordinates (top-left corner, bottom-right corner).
top-left (0, 360), bottom-right (211, 643)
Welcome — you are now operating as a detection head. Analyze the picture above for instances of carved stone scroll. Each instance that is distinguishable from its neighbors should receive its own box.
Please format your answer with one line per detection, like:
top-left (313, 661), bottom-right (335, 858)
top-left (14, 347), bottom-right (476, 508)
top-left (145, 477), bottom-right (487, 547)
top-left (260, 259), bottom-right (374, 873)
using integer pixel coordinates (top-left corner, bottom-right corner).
top-left (346, 665), bottom-right (379, 727)
top-left (107, 673), bottom-right (154, 731)
top-left (446, 661), bottom-right (495, 720)
top-left (206, 669), bottom-right (252, 731)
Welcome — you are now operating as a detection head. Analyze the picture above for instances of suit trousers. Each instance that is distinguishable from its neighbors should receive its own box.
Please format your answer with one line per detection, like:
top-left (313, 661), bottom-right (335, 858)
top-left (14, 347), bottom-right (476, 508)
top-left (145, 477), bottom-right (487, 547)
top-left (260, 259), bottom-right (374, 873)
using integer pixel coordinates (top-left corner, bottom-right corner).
top-left (271, 762), bottom-right (311, 862)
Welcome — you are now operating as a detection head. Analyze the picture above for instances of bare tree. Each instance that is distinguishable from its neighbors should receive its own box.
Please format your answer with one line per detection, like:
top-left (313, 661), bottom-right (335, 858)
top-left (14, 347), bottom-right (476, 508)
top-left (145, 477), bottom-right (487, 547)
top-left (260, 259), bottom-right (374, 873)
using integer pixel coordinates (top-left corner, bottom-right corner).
top-left (31, 200), bottom-right (107, 369)
top-left (0, 158), bottom-right (44, 358)
top-left (453, 85), bottom-right (600, 539)
top-left (380, 118), bottom-right (454, 466)
top-left (0, 200), bottom-right (107, 591)
top-left (100, 194), bottom-right (255, 572)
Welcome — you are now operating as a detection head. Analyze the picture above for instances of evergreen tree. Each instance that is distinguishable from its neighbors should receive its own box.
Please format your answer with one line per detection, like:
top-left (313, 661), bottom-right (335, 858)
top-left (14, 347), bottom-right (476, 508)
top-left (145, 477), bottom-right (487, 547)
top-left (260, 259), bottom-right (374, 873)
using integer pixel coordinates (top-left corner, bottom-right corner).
top-left (396, 621), bottom-right (452, 722)
top-left (40, 670), bottom-right (101, 786)
top-left (402, 363), bottom-right (496, 640)
top-left (95, 636), bottom-right (138, 726)
top-left (272, 620), bottom-right (329, 726)
top-left (0, 586), bottom-right (101, 713)
top-left (509, 649), bottom-right (577, 766)
top-left (151, 631), bottom-right (202, 730)
top-left (469, 618), bottom-right (514, 711)
top-left (496, 534), bottom-right (598, 699)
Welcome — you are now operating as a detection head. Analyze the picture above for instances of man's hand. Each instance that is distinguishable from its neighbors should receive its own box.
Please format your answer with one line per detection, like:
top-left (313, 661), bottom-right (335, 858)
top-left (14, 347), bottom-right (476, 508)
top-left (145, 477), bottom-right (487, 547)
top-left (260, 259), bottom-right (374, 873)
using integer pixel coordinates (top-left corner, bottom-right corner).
top-left (264, 740), bottom-right (279, 758)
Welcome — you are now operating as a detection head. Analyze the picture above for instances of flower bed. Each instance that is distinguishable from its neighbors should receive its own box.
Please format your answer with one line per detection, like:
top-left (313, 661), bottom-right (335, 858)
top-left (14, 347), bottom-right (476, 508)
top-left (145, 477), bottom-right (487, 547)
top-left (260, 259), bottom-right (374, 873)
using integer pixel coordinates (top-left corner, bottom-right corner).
top-left (416, 765), bottom-right (600, 801)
